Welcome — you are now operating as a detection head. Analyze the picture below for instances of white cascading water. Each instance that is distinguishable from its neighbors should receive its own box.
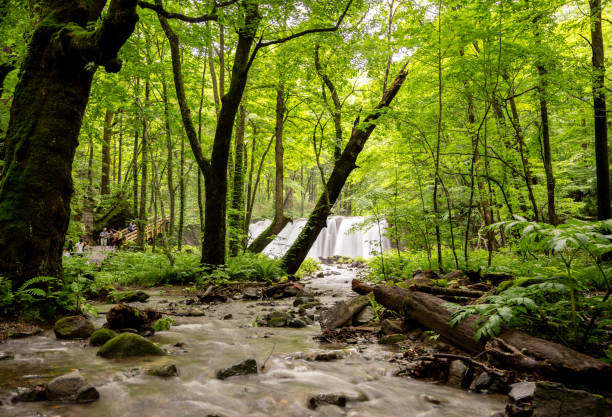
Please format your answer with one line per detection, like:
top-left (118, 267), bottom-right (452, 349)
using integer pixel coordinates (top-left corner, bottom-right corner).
top-left (248, 216), bottom-right (391, 259)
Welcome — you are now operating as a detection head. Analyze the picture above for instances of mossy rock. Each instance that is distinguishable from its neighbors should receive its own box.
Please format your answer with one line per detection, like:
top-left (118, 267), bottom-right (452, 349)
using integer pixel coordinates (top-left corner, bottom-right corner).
top-left (97, 333), bottom-right (164, 358)
top-left (114, 291), bottom-right (150, 303)
top-left (89, 328), bottom-right (117, 346)
top-left (380, 334), bottom-right (408, 345)
top-left (54, 316), bottom-right (95, 339)
top-left (216, 359), bottom-right (258, 379)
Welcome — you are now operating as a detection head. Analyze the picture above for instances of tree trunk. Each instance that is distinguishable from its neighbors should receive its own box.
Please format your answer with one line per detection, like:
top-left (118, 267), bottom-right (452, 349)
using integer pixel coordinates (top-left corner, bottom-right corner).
top-left (281, 66), bottom-right (408, 274)
top-left (101, 109), bottom-right (114, 196)
top-left (589, 0), bottom-right (610, 220)
top-left (229, 105), bottom-right (247, 256)
top-left (162, 79), bottom-right (175, 236)
top-left (156, 0), bottom-right (261, 267)
top-left (248, 85), bottom-right (289, 253)
top-left (137, 80), bottom-right (149, 248)
top-left (0, 0), bottom-right (137, 287)
top-left (537, 65), bottom-right (557, 225)
top-left (178, 128), bottom-right (185, 251)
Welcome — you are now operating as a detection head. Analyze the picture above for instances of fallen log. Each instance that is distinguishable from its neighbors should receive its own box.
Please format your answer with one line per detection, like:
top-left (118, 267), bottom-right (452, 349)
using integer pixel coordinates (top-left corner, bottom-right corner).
top-left (372, 285), bottom-right (611, 390)
top-left (263, 282), bottom-right (304, 298)
top-left (408, 284), bottom-right (485, 298)
top-left (351, 279), bottom-right (376, 295)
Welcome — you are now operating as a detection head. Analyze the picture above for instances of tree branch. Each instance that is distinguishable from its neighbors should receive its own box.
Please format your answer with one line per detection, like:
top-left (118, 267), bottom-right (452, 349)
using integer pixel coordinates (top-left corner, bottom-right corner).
top-left (246, 0), bottom-right (354, 71)
top-left (137, 0), bottom-right (238, 23)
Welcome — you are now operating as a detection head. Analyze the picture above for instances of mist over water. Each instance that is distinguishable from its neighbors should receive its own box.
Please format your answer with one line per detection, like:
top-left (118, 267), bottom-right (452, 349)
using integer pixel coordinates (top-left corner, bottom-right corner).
top-left (249, 216), bottom-right (392, 259)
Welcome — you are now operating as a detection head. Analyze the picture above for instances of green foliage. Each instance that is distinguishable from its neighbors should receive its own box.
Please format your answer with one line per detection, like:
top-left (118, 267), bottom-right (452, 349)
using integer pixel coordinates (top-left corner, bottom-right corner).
top-left (152, 317), bottom-right (174, 331)
top-left (449, 219), bottom-right (611, 354)
top-left (0, 276), bottom-right (81, 320)
top-left (98, 251), bottom-right (204, 286)
top-left (296, 257), bottom-right (321, 278)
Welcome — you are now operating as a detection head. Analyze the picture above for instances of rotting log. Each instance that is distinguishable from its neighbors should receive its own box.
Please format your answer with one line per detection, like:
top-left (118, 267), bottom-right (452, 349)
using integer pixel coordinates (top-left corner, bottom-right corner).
top-left (351, 279), bottom-right (376, 295)
top-left (408, 284), bottom-right (485, 298)
top-left (372, 285), bottom-right (611, 390)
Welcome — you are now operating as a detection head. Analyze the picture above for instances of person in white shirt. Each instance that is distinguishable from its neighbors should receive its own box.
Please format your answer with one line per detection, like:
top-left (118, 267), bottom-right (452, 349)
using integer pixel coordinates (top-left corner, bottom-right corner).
top-left (100, 228), bottom-right (108, 246)
top-left (75, 238), bottom-right (85, 255)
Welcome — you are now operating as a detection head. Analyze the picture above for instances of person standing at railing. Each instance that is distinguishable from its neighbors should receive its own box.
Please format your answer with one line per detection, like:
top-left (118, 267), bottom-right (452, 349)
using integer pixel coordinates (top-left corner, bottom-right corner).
top-left (116, 229), bottom-right (123, 249)
top-left (100, 228), bottom-right (108, 247)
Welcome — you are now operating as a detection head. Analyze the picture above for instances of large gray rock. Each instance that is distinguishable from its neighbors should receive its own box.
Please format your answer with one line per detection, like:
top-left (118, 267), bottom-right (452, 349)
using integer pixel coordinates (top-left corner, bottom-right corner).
top-left (46, 371), bottom-right (99, 403)
top-left (508, 381), bottom-right (536, 403)
top-left (353, 305), bottom-right (376, 325)
top-left (532, 382), bottom-right (606, 417)
top-left (53, 316), bottom-right (95, 339)
top-left (146, 364), bottom-right (178, 378)
top-left (216, 359), bottom-right (258, 380)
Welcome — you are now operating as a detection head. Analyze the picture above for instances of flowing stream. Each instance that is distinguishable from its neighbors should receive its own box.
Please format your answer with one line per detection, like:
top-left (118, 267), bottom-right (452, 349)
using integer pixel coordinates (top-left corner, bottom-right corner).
top-left (0, 266), bottom-right (504, 417)
top-left (249, 216), bottom-right (393, 259)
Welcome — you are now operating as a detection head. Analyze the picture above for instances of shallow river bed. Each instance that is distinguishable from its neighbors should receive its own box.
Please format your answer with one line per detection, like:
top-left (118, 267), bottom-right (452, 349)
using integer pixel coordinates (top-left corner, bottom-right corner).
top-left (0, 265), bottom-right (504, 417)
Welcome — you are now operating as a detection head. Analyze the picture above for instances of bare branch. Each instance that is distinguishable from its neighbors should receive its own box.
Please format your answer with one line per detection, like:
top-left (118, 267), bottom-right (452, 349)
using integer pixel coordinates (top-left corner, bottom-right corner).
top-left (137, 0), bottom-right (238, 23)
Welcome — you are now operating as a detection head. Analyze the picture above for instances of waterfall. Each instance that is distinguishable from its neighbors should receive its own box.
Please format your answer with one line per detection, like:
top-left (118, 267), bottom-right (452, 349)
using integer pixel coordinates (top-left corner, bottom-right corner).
top-left (248, 216), bottom-right (391, 259)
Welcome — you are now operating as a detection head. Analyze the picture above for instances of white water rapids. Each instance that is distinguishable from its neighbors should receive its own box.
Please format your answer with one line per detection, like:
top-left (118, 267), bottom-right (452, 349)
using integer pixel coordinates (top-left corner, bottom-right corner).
top-left (249, 216), bottom-right (392, 259)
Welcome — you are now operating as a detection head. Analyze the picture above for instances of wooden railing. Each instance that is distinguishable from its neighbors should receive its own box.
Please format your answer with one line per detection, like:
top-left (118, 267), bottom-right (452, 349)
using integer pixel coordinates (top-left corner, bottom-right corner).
top-left (121, 216), bottom-right (171, 242)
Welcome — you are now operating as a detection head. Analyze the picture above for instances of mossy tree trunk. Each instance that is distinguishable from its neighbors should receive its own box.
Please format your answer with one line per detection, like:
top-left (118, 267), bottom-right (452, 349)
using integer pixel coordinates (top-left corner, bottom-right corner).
top-left (281, 66), bottom-right (408, 274)
top-left (0, 0), bottom-right (138, 287)
top-left (101, 109), bottom-right (114, 196)
top-left (229, 105), bottom-right (246, 256)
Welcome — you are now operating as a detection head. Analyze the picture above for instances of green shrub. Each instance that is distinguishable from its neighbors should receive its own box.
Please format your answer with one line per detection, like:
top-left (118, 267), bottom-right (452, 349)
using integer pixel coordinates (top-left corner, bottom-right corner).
top-left (296, 257), bottom-right (321, 278)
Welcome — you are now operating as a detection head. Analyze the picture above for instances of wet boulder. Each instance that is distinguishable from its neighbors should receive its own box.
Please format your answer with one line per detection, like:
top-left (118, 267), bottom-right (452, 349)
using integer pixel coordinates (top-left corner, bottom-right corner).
top-left (113, 290), bottom-right (150, 303)
top-left (89, 328), bottom-right (117, 347)
top-left (353, 305), bottom-right (376, 325)
top-left (54, 316), bottom-right (95, 340)
top-left (97, 333), bottom-right (164, 358)
top-left (307, 394), bottom-right (347, 410)
top-left (380, 319), bottom-right (403, 335)
top-left (146, 364), bottom-right (178, 378)
top-left (12, 385), bottom-right (47, 402)
top-left (242, 287), bottom-right (260, 300)
top-left (379, 333), bottom-right (408, 345)
top-left (319, 295), bottom-right (370, 330)
top-left (46, 370), bottom-right (99, 403)
top-left (532, 382), bottom-right (605, 417)
top-left (105, 303), bottom-right (161, 334)
top-left (447, 360), bottom-right (468, 388)
top-left (216, 359), bottom-right (258, 379)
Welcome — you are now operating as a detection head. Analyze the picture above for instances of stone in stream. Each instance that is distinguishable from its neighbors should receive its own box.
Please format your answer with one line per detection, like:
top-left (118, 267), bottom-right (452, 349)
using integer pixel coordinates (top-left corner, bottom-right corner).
top-left (89, 328), bottom-right (117, 346)
top-left (470, 371), bottom-right (492, 392)
top-left (97, 333), bottom-right (165, 358)
top-left (531, 382), bottom-right (605, 417)
top-left (0, 351), bottom-right (14, 360)
top-left (12, 385), bottom-right (47, 402)
top-left (293, 296), bottom-right (316, 306)
top-left (508, 381), bottom-right (536, 403)
top-left (53, 316), bottom-right (95, 339)
top-left (380, 319), bottom-right (404, 335)
top-left (379, 333), bottom-right (408, 345)
top-left (353, 305), bottom-right (376, 325)
top-left (307, 393), bottom-right (347, 410)
top-left (216, 359), bottom-right (258, 380)
top-left (146, 364), bottom-right (178, 378)
top-left (45, 370), bottom-right (100, 403)
top-left (112, 290), bottom-right (150, 303)
top-left (242, 287), bottom-right (260, 299)
top-left (447, 360), bottom-right (468, 388)
top-left (105, 303), bottom-right (161, 334)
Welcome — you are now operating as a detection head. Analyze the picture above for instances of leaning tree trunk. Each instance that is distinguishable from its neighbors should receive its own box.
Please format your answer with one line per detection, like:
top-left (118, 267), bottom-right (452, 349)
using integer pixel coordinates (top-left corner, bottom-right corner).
top-left (248, 84), bottom-right (291, 253)
top-left (281, 66), bottom-right (408, 274)
top-left (0, 0), bottom-right (138, 287)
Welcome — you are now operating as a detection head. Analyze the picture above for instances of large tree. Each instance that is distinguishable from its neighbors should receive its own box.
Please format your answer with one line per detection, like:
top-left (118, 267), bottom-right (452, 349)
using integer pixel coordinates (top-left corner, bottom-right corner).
top-left (0, 0), bottom-right (138, 286)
